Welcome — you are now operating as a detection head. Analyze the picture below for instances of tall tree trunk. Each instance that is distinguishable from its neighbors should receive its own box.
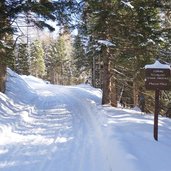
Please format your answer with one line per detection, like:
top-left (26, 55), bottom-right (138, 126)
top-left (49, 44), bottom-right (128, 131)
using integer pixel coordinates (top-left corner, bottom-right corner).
top-left (110, 56), bottom-right (118, 107)
top-left (0, 1), bottom-right (8, 93)
top-left (102, 46), bottom-right (110, 105)
top-left (92, 55), bottom-right (96, 87)
top-left (133, 81), bottom-right (139, 106)
top-left (110, 75), bottom-right (117, 107)
top-left (0, 56), bottom-right (6, 93)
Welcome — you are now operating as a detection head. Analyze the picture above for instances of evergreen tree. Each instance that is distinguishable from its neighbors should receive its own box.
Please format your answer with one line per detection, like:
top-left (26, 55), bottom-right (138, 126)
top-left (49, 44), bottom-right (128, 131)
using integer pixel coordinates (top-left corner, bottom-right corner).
top-left (55, 33), bottom-right (67, 84)
top-left (30, 40), bottom-right (45, 78)
top-left (82, 0), bottom-right (119, 106)
top-left (45, 27), bottom-right (74, 85)
top-left (82, 0), bottom-right (167, 108)
top-left (72, 34), bottom-right (88, 84)
top-left (59, 27), bottom-right (73, 85)
top-left (15, 43), bottom-right (30, 75)
top-left (45, 40), bottom-right (60, 84)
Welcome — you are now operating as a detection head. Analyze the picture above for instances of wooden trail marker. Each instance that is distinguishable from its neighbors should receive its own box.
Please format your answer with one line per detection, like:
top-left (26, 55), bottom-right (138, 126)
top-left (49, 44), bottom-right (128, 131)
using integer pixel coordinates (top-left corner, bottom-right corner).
top-left (145, 60), bottom-right (171, 141)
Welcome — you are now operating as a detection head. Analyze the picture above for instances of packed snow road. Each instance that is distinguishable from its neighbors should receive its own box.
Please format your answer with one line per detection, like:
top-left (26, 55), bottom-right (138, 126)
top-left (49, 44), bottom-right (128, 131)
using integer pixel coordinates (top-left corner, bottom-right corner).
top-left (0, 69), bottom-right (138, 171)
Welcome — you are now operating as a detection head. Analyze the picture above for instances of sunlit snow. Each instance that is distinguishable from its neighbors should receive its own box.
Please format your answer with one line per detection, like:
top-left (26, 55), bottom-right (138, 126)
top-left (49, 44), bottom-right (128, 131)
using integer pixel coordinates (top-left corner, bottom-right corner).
top-left (121, 1), bottom-right (134, 9)
top-left (145, 60), bottom-right (171, 69)
top-left (0, 68), bottom-right (171, 171)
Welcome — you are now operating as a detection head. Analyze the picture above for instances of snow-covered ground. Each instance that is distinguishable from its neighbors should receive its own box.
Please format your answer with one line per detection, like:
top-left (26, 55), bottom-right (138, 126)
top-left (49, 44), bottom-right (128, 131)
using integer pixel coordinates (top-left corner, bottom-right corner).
top-left (0, 69), bottom-right (171, 171)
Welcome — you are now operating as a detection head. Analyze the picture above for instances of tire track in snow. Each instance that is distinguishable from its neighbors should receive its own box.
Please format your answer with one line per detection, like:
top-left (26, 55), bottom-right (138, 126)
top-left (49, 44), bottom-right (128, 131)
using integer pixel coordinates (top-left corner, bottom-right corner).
top-left (87, 104), bottom-right (138, 171)
top-left (55, 91), bottom-right (137, 171)
top-left (51, 94), bottom-right (102, 171)
top-left (62, 95), bottom-right (113, 171)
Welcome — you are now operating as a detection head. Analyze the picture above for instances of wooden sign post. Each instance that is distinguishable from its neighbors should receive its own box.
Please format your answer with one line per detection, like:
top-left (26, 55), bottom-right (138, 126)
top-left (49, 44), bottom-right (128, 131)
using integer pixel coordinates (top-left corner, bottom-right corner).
top-left (145, 60), bottom-right (171, 141)
top-left (154, 90), bottom-right (159, 141)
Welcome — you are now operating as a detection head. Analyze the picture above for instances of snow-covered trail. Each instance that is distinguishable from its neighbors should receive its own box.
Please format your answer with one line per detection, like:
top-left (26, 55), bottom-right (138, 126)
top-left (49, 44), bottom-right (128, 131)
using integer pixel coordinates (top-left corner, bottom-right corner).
top-left (31, 79), bottom-right (138, 171)
top-left (0, 70), bottom-right (139, 171)
top-left (1, 69), bottom-right (171, 171)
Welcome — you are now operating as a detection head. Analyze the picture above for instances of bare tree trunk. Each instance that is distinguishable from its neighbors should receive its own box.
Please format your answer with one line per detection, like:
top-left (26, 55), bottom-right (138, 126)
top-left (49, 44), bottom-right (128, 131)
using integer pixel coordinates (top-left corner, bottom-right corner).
top-left (102, 46), bottom-right (110, 105)
top-left (92, 55), bottom-right (96, 87)
top-left (133, 81), bottom-right (139, 106)
top-left (0, 58), bottom-right (7, 93)
top-left (60, 63), bottom-right (63, 85)
top-left (49, 68), bottom-right (55, 84)
top-left (0, 1), bottom-right (8, 93)
top-left (110, 75), bottom-right (117, 107)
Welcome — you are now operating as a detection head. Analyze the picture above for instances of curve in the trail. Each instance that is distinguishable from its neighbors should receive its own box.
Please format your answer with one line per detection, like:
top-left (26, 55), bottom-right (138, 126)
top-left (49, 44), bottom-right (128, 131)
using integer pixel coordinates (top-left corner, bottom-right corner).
top-left (3, 71), bottom-right (137, 171)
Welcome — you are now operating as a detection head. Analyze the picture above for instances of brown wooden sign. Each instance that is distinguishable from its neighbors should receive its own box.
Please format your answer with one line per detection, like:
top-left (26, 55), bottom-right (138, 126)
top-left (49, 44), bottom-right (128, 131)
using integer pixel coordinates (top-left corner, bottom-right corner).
top-left (145, 68), bottom-right (171, 90)
top-left (145, 61), bottom-right (171, 141)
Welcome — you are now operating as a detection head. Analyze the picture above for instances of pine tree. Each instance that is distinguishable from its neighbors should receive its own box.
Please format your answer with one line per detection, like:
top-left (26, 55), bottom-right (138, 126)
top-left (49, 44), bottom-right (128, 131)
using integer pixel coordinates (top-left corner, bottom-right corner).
top-left (116, 0), bottom-right (164, 109)
top-left (30, 40), bottom-right (46, 78)
top-left (44, 27), bottom-right (74, 85)
top-left (72, 34), bottom-right (88, 84)
top-left (55, 33), bottom-right (67, 84)
top-left (15, 43), bottom-right (30, 75)
top-left (59, 27), bottom-right (74, 85)
top-left (45, 40), bottom-right (60, 84)
top-left (82, 0), bottom-right (166, 108)
top-left (82, 0), bottom-right (119, 106)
